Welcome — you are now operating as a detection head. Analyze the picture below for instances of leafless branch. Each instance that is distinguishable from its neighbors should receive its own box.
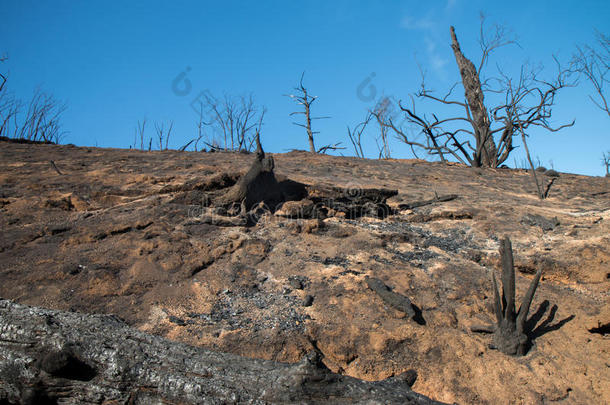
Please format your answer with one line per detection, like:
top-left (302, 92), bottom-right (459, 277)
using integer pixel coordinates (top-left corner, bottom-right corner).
top-left (571, 31), bottom-right (610, 116)
top-left (477, 13), bottom-right (518, 74)
top-left (347, 112), bottom-right (372, 158)
top-left (0, 53), bottom-right (7, 93)
top-left (602, 151), bottom-right (610, 176)
top-left (135, 119), bottom-right (147, 150)
top-left (317, 142), bottom-right (346, 154)
top-left (15, 88), bottom-right (67, 143)
top-left (0, 90), bottom-right (21, 138)
top-left (201, 93), bottom-right (264, 152)
top-left (154, 121), bottom-right (173, 151)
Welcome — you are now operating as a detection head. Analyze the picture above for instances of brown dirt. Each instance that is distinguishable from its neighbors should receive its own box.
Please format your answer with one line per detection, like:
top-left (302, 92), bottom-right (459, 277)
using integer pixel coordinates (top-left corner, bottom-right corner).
top-left (0, 141), bottom-right (608, 404)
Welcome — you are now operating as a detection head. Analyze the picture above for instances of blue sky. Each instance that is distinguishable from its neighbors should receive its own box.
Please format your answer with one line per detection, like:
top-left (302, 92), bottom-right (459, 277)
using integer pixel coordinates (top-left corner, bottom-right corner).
top-left (1, 0), bottom-right (609, 175)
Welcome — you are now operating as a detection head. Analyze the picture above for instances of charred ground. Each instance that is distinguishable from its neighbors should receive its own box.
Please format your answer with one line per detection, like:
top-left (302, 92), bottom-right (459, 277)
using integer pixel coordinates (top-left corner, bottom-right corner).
top-left (0, 141), bottom-right (608, 404)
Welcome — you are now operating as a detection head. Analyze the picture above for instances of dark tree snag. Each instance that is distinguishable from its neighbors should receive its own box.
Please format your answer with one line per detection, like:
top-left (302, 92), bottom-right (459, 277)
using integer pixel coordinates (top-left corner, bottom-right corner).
top-left (472, 237), bottom-right (542, 355)
top-left (214, 133), bottom-right (278, 210)
top-left (365, 277), bottom-right (417, 320)
top-left (450, 26), bottom-right (496, 167)
top-left (0, 299), bottom-right (446, 404)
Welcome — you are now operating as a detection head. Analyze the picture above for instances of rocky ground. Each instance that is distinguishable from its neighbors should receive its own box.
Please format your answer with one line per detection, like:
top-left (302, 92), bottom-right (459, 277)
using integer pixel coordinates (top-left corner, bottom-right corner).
top-left (0, 140), bottom-right (608, 404)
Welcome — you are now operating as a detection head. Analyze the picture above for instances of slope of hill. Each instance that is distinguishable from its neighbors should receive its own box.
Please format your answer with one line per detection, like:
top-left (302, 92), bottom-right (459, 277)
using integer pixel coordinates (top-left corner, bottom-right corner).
top-left (0, 141), bottom-right (608, 403)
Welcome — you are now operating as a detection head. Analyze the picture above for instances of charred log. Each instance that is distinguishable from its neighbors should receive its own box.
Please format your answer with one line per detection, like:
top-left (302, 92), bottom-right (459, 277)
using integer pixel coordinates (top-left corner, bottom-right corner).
top-left (0, 299), bottom-right (445, 404)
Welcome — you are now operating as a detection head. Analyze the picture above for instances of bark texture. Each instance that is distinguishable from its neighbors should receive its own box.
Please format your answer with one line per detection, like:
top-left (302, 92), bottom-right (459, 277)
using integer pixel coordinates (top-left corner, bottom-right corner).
top-left (450, 26), bottom-right (497, 167)
top-left (0, 299), bottom-right (446, 404)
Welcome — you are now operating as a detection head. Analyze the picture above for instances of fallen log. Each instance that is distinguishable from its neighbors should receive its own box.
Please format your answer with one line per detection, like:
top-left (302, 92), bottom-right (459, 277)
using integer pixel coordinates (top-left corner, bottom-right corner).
top-left (365, 277), bottom-right (416, 319)
top-left (0, 299), bottom-right (446, 404)
top-left (398, 194), bottom-right (458, 210)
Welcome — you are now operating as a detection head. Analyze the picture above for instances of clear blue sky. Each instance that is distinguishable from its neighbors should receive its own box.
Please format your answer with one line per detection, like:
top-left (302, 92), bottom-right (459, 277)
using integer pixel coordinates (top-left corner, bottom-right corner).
top-left (2, 0), bottom-right (609, 175)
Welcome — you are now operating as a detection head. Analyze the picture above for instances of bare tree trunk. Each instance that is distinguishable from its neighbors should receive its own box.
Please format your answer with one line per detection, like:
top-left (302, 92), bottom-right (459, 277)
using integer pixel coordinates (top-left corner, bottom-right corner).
top-left (450, 26), bottom-right (497, 167)
top-left (305, 100), bottom-right (316, 153)
top-left (0, 299), bottom-right (445, 404)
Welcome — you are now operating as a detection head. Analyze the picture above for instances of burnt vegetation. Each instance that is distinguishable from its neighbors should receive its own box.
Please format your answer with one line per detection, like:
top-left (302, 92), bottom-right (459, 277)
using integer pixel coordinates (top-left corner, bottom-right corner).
top-left (0, 16), bottom-right (606, 405)
top-left (386, 19), bottom-right (575, 170)
top-left (469, 237), bottom-right (564, 356)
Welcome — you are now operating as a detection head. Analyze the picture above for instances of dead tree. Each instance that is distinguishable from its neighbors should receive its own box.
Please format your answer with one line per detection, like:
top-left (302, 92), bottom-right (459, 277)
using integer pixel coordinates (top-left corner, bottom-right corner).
top-left (0, 299), bottom-right (446, 404)
top-left (193, 100), bottom-right (208, 151)
top-left (571, 31), bottom-right (609, 116)
top-left (471, 237), bottom-right (542, 356)
top-left (134, 118), bottom-right (147, 150)
top-left (391, 19), bottom-right (574, 168)
top-left (0, 58), bottom-right (67, 143)
top-left (0, 91), bottom-right (20, 138)
top-left (371, 97), bottom-right (393, 159)
top-left (202, 93), bottom-right (263, 152)
top-left (17, 88), bottom-right (67, 143)
top-left (347, 111), bottom-right (372, 158)
top-left (602, 151), bottom-right (610, 176)
top-left (286, 72), bottom-right (330, 153)
top-left (154, 120), bottom-right (173, 150)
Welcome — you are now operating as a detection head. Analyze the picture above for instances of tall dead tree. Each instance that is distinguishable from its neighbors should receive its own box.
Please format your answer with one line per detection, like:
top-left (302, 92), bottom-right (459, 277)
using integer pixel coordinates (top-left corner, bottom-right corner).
top-left (571, 31), bottom-right (609, 116)
top-left (449, 26), bottom-right (497, 166)
top-left (603, 151), bottom-right (610, 176)
top-left (389, 19), bottom-right (574, 168)
top-left (286, 72), bottom-right (330, 153)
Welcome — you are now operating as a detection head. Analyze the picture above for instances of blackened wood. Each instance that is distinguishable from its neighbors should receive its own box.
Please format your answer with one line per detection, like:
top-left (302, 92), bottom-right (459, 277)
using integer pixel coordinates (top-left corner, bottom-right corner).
top-left (0, 299), bottom-right (445, 404)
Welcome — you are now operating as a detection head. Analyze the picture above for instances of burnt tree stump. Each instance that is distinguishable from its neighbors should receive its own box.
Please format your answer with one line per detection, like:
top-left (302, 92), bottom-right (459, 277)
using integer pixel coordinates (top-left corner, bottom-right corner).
top-left (471, 236), bottom-right (542, 356)
top-left (214, 134), bottom-right (279, 211)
